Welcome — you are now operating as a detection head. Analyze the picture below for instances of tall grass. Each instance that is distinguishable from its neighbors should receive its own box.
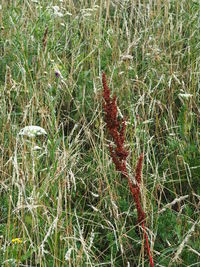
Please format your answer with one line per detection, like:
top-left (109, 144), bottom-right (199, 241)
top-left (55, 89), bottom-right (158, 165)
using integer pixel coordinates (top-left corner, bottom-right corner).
top-left (0, 1), bottom-right (200, 266)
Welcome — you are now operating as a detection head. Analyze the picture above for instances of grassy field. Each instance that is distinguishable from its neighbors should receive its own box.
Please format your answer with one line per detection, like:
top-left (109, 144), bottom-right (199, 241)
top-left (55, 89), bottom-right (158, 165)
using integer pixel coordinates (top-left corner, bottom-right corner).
top-left (0, 1), bottom-right (200, 266)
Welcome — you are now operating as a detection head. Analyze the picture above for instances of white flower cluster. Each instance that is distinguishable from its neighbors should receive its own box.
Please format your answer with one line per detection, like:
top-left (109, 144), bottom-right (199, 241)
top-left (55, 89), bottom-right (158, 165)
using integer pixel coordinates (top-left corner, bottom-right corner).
top-left (19, 126), bottom-right (47, 138)
top-left (52, 6), bottom-right (64, 17)
top-left (178, 93), bottom-right (193, 99)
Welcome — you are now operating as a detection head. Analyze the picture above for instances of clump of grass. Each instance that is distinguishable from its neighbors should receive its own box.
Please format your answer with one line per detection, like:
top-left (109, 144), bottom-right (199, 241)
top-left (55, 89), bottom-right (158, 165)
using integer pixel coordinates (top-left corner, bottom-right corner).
top-left (0, 1), bottom-right (199, 266)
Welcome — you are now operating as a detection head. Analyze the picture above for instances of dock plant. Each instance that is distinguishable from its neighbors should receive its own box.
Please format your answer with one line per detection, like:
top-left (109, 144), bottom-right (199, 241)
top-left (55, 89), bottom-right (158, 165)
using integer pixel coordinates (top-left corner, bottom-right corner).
top-left (102, 72), bottom-right (154, 266)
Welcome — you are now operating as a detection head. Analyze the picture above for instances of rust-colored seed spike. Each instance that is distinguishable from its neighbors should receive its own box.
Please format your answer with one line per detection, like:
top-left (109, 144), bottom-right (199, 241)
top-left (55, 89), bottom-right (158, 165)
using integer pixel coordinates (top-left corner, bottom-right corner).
top-left (102, 73), bottom-right (154, 267)
top-left (135, 153), bottom-right (144, 184)
top-left (102, 72), bottom-right (128, 176)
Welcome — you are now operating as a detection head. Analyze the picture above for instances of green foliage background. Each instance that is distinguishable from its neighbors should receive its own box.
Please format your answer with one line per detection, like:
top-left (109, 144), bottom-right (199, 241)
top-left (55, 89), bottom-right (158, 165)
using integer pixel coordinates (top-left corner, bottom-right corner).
top-left (0, 1), bottom-right (199, 266)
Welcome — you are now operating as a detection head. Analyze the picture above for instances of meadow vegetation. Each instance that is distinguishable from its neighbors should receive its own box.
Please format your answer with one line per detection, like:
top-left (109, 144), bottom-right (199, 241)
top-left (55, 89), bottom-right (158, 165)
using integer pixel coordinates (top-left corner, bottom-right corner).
top-left (0, 0), bottom-right (200, 266)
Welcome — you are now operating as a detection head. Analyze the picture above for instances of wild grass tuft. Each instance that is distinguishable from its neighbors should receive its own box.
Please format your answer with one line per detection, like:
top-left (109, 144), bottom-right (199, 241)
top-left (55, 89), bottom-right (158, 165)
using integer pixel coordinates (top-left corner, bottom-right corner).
top-left (0, 1), bottom-right (200, 266)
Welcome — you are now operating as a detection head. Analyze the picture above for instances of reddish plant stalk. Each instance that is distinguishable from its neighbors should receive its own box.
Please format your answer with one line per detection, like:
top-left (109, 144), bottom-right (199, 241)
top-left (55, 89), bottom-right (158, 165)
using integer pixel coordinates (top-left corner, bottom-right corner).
top-left (102, 72), bottom-right (154, 267)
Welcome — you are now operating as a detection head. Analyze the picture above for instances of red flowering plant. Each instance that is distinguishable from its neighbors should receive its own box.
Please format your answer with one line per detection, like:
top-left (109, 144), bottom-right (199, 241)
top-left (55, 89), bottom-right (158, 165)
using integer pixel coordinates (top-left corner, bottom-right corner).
top-left (102, 72), bottom-right (154, 267)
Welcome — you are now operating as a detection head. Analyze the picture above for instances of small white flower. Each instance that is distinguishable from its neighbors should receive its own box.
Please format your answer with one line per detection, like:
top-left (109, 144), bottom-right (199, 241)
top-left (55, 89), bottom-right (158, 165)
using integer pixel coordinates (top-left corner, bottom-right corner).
top-left (19, 126), bottom-right (47, 138)
top-left (52, 6), bottom-right (60, 12)
top-left (52, 6), bottom-right (64, 17)
top-left (178, 93), bottom-right (193, 99)
top-left (0, 4), bottom-right (2, 10)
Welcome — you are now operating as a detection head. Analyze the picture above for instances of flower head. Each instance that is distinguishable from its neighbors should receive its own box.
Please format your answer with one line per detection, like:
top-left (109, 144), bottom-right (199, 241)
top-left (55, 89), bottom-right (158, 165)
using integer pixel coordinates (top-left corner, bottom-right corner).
top-left (52, 6), bottom-right (64, 17)
top-left (12, 238), bottom-right (22, 244)
top-left (55, 70), bottom-right (61, 78)
top-left (102, 73), bottom-right (145, 223)
top-left (102, 72), bottom-right (128, 177)
top-left (19, 126), bottom-right (47, 138)
top-left (102, 72), bottom-right (153, 266)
